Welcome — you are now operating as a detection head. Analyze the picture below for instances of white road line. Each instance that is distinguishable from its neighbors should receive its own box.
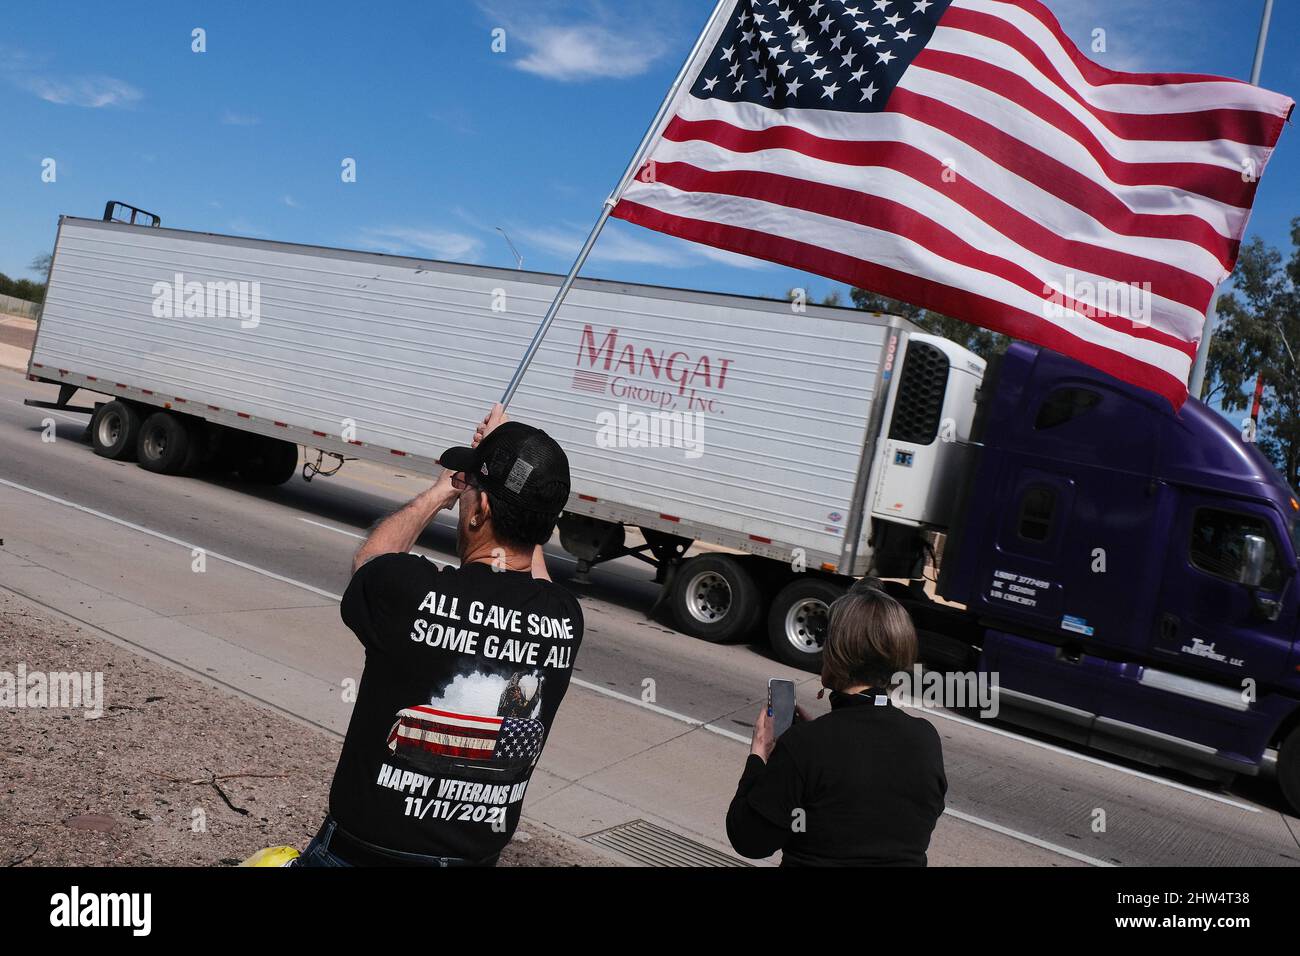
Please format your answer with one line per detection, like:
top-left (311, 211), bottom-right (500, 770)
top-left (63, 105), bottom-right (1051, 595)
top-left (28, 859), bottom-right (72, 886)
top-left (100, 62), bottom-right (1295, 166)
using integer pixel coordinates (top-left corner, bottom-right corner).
top-left (298, 517), bottom-right (365, 540)
top-left (297, 517), bottom-right (460, 568)
top-left (942, 808), bottom-right (1114, 867)
top-left (569, 677), bottom-right (749, 743)
top-left (0, 475), bottom-right (1257, 863)
top-left (0, 477), bottom-right (342, 602)
top-left (895, 698), bottom-right (1261, 813)
top-left (5, 474), bottom-right (1264, 812)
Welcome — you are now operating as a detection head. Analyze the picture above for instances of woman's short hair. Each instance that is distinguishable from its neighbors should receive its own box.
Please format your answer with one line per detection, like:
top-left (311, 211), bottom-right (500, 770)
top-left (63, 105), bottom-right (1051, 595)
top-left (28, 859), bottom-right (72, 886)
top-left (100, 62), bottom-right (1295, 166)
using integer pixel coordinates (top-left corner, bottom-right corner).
top-left (821, 579), bottom-right (918, 691)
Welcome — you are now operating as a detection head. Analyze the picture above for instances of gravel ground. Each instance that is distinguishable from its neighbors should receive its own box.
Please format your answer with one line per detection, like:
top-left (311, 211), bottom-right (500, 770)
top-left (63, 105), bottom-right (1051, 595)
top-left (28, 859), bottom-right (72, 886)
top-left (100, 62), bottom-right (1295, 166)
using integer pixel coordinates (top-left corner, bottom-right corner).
top-left (0, 590), bottom-right (612, 867)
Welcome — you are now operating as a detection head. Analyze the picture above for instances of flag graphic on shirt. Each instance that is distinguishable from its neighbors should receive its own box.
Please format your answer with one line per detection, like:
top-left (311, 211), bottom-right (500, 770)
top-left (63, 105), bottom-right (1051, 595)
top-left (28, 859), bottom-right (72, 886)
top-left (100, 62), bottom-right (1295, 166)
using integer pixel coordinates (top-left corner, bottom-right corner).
top-left (612, 0), bottom-right (1293, 407)
top-left (387, 705), bottom-right (544, 769)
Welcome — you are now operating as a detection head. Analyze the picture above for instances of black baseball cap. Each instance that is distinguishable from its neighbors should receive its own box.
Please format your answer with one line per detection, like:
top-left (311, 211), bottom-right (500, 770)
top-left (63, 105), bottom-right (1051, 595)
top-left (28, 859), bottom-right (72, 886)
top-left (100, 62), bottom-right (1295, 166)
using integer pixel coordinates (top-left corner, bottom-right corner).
top-left (439, 421), bottom-right (571, 515)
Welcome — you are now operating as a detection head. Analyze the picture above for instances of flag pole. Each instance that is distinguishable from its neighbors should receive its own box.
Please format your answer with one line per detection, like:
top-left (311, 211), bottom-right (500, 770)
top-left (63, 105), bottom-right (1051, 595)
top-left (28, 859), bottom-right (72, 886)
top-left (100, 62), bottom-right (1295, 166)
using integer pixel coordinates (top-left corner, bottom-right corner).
top-left (498, 0), bottom-right (736, 407)
top-left (1188, 0), bottom-right (1274, 400)
top-left (1249, 0), bottom-right (1275, 85)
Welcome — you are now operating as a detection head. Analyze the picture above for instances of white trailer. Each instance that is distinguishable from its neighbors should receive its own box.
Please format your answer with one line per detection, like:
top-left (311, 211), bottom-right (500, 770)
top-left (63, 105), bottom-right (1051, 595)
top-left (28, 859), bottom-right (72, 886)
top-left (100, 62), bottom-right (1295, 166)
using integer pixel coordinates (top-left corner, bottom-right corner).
top-left (28, 213), bottom-right (985, 667)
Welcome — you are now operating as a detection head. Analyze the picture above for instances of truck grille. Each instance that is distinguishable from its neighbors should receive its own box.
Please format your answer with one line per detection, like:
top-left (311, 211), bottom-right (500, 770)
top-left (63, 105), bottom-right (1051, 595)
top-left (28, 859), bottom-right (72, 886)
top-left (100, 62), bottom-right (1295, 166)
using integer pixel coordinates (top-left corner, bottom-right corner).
top-left (889, 340), bottom-right (949, 445)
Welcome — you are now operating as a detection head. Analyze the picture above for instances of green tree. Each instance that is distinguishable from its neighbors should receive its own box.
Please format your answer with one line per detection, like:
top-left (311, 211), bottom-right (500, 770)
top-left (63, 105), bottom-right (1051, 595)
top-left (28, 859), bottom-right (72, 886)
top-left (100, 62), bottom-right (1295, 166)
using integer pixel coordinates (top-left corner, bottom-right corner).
top-left (784, 287), bottom-right (844, 308)
top-left (0, 271), bottom-right (46, 304)
top-left (848, 287), bottom-right (1010, 361)
top-left (1206, 220), bottom-right (1300, 488)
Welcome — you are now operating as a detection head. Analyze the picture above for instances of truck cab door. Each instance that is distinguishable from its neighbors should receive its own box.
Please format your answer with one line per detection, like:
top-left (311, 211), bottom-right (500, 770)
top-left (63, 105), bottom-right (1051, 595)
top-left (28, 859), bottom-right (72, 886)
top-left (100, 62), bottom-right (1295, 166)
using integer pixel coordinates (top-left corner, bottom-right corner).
top-left (1154, 498), bottom-right (1297, 684)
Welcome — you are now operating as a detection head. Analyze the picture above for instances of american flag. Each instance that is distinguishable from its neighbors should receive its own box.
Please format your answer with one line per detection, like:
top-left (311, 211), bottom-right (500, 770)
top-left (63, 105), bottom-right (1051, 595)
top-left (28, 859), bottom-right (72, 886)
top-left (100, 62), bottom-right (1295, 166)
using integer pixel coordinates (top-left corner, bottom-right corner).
top-left (612, 0), bottom-right (1293, 406)
top-left (387, 705), bottom-right (544, 767)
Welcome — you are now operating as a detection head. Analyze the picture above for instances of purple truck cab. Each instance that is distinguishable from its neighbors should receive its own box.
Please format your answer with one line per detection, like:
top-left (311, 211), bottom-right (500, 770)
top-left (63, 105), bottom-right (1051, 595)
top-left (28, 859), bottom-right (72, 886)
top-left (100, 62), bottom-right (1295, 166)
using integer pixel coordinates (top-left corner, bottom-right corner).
top-left (937, 343), bottom-right (1300, 808)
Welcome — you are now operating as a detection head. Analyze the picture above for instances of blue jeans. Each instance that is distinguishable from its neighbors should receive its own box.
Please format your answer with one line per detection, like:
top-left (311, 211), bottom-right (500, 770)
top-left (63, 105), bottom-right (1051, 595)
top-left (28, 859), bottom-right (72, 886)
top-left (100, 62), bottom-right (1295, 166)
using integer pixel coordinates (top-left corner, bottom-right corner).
top-left (295, 817), bottom-right (495, 867)
top-left (295, 819), bottom-right (353, 867)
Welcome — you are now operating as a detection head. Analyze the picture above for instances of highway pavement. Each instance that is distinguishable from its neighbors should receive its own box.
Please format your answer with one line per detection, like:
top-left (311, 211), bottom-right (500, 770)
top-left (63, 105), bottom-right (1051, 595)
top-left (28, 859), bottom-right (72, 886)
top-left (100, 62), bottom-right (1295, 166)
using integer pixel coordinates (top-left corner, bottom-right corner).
top-left (2, 367), bottom-right (1298, 866)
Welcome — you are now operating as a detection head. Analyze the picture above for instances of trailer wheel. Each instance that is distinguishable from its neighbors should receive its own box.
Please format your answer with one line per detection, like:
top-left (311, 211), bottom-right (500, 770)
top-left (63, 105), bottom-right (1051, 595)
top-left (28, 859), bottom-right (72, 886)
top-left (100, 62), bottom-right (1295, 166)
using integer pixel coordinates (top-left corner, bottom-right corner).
top-left (90, 400), bottom-right (141, 461)
top-left (136, 412), bottom-right (194, 475)
top-left (767, 578), bottom-right (845, 671)
top-left (237, 435), bottom-right (300, 485)
top-left (1278, 724), bottom-right (1300, 815)
top-left (668, 554), bottom-right (761, 643)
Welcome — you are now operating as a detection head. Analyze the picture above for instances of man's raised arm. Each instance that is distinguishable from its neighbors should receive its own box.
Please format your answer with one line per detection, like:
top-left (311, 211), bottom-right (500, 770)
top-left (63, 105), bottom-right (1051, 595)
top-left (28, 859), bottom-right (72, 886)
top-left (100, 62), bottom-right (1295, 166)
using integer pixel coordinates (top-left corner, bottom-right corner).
top-left (351, 474), bottom-right (457, 575)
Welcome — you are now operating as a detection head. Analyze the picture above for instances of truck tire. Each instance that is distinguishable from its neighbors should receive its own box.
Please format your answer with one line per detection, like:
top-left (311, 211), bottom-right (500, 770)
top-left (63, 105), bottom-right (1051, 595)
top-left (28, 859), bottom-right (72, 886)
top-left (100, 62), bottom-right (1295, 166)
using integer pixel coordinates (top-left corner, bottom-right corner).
top-left (136, 411), bottom-right (193, 475)
top-left (767, 578), bottom-right (845, 671)
top-left (181, 419), bottom-right (220, 473)
top-left (1278, 724), bottom-right (1300, 815)
top-left (90, 400), bottom-right (141, 461)
top-left (237, 435), bottom-right (299, 485)
top-left (669, 554), bottom-right (762, 643)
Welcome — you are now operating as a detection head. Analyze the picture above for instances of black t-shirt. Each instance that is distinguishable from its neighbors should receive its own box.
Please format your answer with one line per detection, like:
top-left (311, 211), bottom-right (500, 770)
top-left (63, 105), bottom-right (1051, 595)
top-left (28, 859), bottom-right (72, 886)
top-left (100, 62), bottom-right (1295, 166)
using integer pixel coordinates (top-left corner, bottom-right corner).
top-left (331, 553), bottom-right (584, 861)
top-left (727, 694), bottom-right (946, 866)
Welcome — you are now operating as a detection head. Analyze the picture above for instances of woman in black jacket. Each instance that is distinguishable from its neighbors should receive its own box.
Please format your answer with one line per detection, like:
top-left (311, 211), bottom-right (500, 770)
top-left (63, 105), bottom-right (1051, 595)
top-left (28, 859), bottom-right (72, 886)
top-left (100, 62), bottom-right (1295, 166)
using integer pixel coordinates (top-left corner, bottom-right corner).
top-left (727, 580), bottom-right (947, 866)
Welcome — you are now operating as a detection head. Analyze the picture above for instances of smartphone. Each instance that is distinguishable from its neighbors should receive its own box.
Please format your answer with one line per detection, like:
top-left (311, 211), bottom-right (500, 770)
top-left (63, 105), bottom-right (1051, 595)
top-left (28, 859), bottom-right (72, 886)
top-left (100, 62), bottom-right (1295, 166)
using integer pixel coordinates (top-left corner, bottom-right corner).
top-left (767, 678), bottom-right (797, 738)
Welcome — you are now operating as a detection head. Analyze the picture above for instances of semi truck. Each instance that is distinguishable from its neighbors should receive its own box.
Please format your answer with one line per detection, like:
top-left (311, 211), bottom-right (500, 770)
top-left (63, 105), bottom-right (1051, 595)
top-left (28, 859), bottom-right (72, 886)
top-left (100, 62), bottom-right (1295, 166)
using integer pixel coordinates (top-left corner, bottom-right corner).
top-left (25, 209), bottom-right (1300, 812)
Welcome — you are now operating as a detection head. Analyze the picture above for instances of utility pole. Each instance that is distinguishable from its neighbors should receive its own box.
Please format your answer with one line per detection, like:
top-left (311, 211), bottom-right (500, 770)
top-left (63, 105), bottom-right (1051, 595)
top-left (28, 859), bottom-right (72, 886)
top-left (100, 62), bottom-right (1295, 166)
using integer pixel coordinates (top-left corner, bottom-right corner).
top-left (496, 228), bottom-right (524, 271)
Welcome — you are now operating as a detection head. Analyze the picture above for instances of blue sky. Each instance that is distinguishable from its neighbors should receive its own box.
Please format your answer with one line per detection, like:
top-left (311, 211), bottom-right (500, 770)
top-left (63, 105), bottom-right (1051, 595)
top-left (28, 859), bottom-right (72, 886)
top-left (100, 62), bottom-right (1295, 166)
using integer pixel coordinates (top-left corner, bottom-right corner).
top-left (2, 0), bottom-right (1297, 304)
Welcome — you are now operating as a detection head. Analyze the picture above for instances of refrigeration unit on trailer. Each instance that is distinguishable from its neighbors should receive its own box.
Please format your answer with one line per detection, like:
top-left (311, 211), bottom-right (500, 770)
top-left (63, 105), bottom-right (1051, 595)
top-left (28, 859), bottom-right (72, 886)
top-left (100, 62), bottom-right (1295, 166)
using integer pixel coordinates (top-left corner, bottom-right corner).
top-left (26, 210), bottom-right (985, 665)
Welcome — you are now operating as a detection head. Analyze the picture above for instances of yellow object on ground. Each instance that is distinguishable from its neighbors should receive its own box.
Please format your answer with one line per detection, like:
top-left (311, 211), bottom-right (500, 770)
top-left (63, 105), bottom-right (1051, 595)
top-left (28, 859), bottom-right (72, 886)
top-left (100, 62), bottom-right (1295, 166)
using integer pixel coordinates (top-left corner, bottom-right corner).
top-left (239, 846), bottom-right (301, 867)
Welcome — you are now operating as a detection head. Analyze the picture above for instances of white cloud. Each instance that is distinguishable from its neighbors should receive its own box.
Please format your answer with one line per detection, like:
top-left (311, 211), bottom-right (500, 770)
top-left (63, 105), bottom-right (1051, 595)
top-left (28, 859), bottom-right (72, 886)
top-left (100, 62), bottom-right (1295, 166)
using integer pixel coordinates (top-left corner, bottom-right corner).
top-left (480, 1), bottom-right (672, 82)
top-left (357, 226), bottom-right (484, 262)
top-left (514, 23), bottom-right (668, 81)
top-left (221, 110), bottom-right (260, 126)
top-left (282, 195), bottom-right (299, 208)
top-left (19, 74), bottom-right (140, 108)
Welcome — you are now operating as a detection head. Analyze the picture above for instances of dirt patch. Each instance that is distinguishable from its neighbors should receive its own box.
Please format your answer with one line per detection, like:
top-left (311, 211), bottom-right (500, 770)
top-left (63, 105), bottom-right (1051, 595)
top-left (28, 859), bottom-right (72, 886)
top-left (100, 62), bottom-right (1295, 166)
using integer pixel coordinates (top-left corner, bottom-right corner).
top-left (0, 590), bottom-right (613, 867)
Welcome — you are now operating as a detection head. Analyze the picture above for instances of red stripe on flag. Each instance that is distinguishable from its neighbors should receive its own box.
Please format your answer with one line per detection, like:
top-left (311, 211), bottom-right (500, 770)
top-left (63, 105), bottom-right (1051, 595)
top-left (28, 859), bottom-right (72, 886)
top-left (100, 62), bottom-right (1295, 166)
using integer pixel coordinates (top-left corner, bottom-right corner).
top-left (911, 48), bottom-right (1260, 206)
top-left (398, 739), bottom-right (495, 760)
top-left (642, 161), bottom-right (1196, 356)
top-left (886, 88), bottom-right (1247, 262)
top-left (404, 706), bottom-right (502, 726)
top-left (663, 115), bottom-right (1236, 270)
top-left (937, 7), bottom-right (1285, 146)
top-left (661, 121), bottom-right (1211, 311)
top-left (403, 719), bottom-right (501, 741)
top-left (612, 199), bottom-right (1189, 408)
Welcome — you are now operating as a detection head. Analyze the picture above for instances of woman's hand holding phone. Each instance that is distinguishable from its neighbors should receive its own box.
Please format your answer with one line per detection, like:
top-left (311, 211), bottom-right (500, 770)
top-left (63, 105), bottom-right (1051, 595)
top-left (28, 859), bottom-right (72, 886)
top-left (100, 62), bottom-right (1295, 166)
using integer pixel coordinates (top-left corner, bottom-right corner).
top-left (750, 707), bottom-right (776, 762)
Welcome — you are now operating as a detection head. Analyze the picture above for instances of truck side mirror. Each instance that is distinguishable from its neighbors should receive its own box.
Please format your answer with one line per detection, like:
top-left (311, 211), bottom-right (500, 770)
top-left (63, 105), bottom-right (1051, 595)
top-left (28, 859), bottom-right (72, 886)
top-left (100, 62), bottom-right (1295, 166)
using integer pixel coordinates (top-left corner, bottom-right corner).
top-left (1241, 534), bottom-right (1267, 588)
